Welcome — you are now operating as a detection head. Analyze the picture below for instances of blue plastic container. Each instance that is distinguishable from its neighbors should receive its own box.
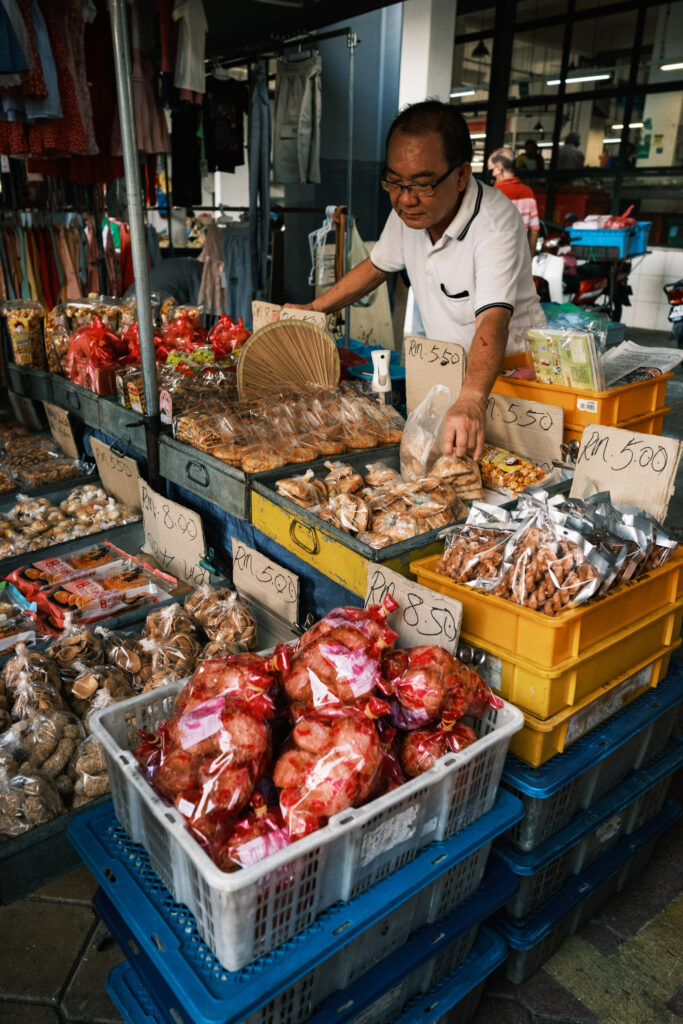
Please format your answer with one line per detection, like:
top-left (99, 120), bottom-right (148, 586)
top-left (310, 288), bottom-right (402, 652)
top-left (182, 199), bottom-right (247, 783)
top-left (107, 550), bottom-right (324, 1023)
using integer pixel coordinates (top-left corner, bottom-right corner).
top-left (69, 791), bottom-right (522, 1024)
top-left (492, 799), bottom-right (680, 983)
top-left (501, 669), bottom-right (683, 852)
top-left (495, 736), bottom-right (683, 917)
top-left (568, 221), bottom-right (651, 258)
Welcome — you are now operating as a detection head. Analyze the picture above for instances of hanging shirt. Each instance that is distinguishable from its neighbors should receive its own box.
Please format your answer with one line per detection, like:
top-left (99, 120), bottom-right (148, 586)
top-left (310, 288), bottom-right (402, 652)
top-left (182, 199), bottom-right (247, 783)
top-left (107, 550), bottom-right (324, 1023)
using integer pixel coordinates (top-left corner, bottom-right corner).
top-left (173, 0), bottom-right (207, 96)
top-left (203, 73), bottom-right (249, 172)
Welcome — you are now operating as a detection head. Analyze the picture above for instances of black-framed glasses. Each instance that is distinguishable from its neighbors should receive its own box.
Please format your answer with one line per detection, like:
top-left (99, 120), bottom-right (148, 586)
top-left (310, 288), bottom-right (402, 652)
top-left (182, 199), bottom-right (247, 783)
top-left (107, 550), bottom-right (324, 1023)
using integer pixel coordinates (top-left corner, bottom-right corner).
top-left (379, 164), bottom-right (459, 197)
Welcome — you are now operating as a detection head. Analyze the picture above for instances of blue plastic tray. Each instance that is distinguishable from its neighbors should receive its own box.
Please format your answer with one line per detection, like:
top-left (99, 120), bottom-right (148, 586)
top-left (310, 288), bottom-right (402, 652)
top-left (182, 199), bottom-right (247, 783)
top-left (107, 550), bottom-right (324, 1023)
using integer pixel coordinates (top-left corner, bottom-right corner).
top-left (96, 862), bottom-right (515, 1024)
top-left (106, 927), bottom-right (507, 1024)
top-left (493, 799), bottom-right (680, 950)
top-left (495, 736), bottom-right (683, 877)
top-left (502, 670), bottom-right (683, 798)
top-left (69, 790), bottom-right (522, 1024)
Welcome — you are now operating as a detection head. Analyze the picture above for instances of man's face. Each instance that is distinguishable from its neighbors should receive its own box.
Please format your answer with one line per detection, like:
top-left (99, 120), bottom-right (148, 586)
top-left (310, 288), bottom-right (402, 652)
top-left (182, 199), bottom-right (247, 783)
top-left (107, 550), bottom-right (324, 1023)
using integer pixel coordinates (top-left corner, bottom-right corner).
top-left (385, 130), bottom-right (471, 239)
top-left (487, 157), bottom-right (503, 181)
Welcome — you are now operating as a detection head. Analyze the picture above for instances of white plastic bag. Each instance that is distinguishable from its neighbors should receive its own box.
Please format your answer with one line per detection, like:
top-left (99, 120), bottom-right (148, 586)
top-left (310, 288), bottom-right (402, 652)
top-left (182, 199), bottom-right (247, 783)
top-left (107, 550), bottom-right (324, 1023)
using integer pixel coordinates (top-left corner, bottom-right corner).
top-left (400, 384), bottom-right (455, 480)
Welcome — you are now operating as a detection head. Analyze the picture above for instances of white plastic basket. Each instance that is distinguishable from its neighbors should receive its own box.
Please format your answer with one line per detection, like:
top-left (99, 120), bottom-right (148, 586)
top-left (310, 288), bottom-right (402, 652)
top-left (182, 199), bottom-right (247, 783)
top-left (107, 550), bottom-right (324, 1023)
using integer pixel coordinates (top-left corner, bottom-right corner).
top-left (91, 682), bottom-right (522, 971)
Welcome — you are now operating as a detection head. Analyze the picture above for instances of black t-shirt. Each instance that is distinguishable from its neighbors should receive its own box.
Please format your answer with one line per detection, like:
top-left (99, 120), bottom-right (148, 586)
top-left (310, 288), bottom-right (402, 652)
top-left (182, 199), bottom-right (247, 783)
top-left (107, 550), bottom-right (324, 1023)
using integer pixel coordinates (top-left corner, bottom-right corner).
top-left (203, 76), bottom-right (249, 174)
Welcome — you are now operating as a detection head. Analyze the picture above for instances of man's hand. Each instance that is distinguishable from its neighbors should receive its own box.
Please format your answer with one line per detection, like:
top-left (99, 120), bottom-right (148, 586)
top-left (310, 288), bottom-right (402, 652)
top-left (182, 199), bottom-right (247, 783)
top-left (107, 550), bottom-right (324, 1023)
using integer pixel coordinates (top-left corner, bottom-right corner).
top-left (443, 394), bottom-right (487, 460)
top-left (269, 302), bottom-right (315, 323)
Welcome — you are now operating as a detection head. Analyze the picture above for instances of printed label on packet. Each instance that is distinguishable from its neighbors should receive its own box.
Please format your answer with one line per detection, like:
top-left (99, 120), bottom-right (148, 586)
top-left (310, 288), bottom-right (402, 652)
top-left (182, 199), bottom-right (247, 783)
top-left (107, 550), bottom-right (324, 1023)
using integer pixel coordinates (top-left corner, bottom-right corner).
top-left (359, 805), bottom-right (419, 867)
top-left (236, 830), bottom-right (290, 867)
top-left (178, 696), bottom-right (225, 750)
top-left (176, 798), bottom-right (196, 819)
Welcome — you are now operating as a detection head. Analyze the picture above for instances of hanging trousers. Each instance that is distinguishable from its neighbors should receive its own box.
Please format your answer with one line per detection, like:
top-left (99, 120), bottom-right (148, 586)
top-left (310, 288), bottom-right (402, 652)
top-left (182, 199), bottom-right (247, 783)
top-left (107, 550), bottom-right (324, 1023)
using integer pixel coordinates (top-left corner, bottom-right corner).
top-left (248, 60), bottom-right (271, 303)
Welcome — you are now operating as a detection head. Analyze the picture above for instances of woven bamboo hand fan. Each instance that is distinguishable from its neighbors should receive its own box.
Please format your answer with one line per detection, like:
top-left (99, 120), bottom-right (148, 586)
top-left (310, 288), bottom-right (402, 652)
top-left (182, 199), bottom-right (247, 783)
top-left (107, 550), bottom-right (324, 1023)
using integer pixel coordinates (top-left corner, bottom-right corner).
top-left (237, 320), bottom-right (340, 401)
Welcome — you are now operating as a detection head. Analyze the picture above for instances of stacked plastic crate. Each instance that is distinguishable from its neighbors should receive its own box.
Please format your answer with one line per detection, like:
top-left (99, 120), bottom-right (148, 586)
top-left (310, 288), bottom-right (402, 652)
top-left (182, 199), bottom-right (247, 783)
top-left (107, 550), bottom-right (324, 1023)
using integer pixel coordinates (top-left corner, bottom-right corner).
top-left (67, 677), bottom-right (527, 1024)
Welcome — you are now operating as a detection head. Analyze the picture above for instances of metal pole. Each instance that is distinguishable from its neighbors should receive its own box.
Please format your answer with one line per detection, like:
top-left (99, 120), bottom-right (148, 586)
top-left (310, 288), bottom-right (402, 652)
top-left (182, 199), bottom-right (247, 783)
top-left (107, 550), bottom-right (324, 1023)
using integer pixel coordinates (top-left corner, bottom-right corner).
top-left (163, 152), bottom-right (174, 257)
top-left (344, 31), bottom-right (358, 350)
top-left (109, 0), bottom-right (161, 489)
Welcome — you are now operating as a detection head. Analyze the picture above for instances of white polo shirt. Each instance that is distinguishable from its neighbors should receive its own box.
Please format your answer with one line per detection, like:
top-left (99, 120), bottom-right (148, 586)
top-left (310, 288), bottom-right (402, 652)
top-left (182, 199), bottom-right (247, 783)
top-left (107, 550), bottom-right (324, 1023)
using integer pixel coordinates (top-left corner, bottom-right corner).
top-left (371, 176), bottom-right (545, 352)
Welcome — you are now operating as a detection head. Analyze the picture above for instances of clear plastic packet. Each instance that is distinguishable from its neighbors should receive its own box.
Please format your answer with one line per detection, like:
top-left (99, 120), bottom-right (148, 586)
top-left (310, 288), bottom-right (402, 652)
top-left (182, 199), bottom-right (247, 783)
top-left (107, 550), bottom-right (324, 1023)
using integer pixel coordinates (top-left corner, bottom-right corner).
top-left (185, 584), bottom-right (233, 623)
top-left (492, 511), bottom-right (607, 615)
top-left (70, 734), bottom-right (110, 807)
top-left (436, 523), bottom-right (514, 587)
top-left (154, 292), bottom-right (178, 326)
top-left (2, 299), bottom-right (46, 368)
top-left (0, 768), bottom-right (65, 834)
top-left (49, 620), bottom-right (105, 679)
top-left (240, 444), bottom-right (287, 475)
top-left (196, 594), bottom-right (258, 653)
top-left (38, 561), bottom-right (173, 630)
top-left (363, 401), bottom-right (405, 445)
top-left (66, 664), bottom-right (136, 718)
top-left (398, 718), bottom-right (478, 778)
top-left (10, 668), bottom-right (67, 720)
top-left (275, 469), bottom-right (327, 509)
top-left (45, 304), bottom-right (71, 373)
top-left (7, 545), bottom-right (127, 600)
top-left (174, 303), bottom-right (205, 321)
top-left (100, 630), bottom-right (151, 688)
top-left (478, 444), bottom-right (550, 496)
top-left (142, 632), bottom-right (202, 685)
top-left (283, 596), bottom-right (397, 710)
top-left (323, 460), bottom-right (363, 495)
top-left (272, 700), bottom-right (389, 839)
top-left (325, 493), bottom-right (371, 533)
top-left (524, 326), bottom-right (605, 391)
top-left (400, 384), bottom-right (454, 480)
top-left (143, 603), bottom-right (199, 642)
top-left (338, 392), bottom-right (381, 451)
top-left (19, 709), bottom-right (84, 803)
top-left (364, 461), bottom-right (401, 488)
top-left (357, 531), bottom-right (392, 551)
top-left (3, 644), bottom-right (62, 706)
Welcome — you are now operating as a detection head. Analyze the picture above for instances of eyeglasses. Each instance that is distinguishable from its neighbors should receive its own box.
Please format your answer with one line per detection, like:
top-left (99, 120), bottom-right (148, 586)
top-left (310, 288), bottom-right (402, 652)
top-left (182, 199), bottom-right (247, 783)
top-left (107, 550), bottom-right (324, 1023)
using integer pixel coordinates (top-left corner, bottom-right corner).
top-left (379, 164), bottom-right (459, 197)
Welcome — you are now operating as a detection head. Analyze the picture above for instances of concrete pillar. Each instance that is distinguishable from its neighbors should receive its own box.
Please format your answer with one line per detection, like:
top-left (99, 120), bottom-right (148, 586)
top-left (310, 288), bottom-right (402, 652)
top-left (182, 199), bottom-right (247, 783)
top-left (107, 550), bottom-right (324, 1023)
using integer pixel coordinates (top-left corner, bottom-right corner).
top-left (398, 0), bottom-right (457, 108)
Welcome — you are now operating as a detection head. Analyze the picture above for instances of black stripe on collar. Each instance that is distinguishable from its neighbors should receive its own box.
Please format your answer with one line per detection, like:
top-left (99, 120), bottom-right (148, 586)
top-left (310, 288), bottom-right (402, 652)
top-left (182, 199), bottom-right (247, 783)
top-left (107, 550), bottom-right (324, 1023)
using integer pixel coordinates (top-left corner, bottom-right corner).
top-left (457, 179), bottom-right (483, 241)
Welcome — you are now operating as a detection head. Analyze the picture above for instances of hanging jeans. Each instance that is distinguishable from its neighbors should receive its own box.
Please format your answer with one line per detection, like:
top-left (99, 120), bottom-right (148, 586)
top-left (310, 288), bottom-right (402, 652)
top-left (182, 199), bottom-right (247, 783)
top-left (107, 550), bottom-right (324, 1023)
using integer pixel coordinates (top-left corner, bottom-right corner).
top-left (222, 224), bottom-right (253, 328)
top-left (272, 55), bottom-right (322, 185)
top-left (248, 60), bottom-right (270, 302)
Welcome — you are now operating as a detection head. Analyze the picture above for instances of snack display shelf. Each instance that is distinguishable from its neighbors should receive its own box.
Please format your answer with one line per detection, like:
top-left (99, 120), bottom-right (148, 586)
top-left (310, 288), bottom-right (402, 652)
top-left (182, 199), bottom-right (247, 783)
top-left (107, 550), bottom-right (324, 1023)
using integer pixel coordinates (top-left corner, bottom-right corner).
top-left (104, 926), bottom-right (507, 1024)
top-left (160, 437), bottom-right (401, 523)
top-left (0, 472), bottom-right (100, 511)
top-left (506, 641), bottom-right (679, 767)
top-left (492, 799), bottom-right (681, 983)
top-left (6, 364), bottom-right (53, 404)
top-left (68, 795), bottom-right (519, 1022)
top-left (501, 666), bottom-right (683, 852)
top-left (89, 679), bottom-right (522, 969)
top-left (411, 547), bottom-right (683, 667)
top-left (99, 397), bottom-right (159, 456)
top-left (50, 375), bottom-right (101, 430)
top-left (0, 795), bottom-right (111, 905)
top-left (494, 351), bottom-right (672, 441)
top-left (494, 736), bottom-right (683, 918)
top-left (0, 518), bottom-right (144, 579)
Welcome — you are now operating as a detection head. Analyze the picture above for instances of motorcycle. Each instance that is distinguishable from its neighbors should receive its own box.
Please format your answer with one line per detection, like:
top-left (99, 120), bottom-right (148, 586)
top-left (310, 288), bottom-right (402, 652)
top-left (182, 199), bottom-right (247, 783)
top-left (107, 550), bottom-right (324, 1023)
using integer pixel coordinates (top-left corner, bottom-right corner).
top-left (532, 215), bottom-right (634, 321)
top-left (664, 279), bottom-right (683, 346)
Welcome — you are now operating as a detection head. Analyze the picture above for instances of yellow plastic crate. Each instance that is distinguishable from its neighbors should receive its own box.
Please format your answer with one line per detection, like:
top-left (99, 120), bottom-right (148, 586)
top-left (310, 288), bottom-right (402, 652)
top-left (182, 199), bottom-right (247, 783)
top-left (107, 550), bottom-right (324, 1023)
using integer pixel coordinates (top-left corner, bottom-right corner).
top-left (493, 352), bottom-right (672, 443)
top-left (562, 405), bottom-right (669, 445)
top-left (465, 601), bottom-right (683, 720)
top-left (508, 642), bottom-right (679, 767)
top-left (411, 548), bottom-right (683, 667)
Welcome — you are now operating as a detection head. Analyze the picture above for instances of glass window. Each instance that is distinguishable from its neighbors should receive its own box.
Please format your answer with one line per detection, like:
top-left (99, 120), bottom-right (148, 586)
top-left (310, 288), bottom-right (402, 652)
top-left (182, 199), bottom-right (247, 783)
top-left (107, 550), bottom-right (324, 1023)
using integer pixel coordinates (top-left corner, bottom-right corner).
top-left (452, 39), bottom-right (491, 104)
top-left (562, 10), bottom-right (637, 96)
top-left (507, 21), bottom-right (566, 100)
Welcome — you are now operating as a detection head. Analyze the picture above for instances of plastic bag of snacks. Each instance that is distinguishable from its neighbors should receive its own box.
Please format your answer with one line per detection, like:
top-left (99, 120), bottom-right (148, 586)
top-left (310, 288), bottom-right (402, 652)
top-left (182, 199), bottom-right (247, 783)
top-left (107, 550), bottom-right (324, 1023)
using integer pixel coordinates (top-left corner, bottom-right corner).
top-left (2, 300), bottom-right (46, 368)
top-left (208, 314), bottom-right (250, 357)
top-left (162, 314), bottom-right (207, 353)
top-left (121, 322), bottom-right (168, 363)
top-left (64, 316), bottom-right (128, 389)
top-left (398, 715), bottom-right (478, 777)
top-left (0, 767), bottom-right (65, 834)
top-left (478, 444), bottom-right (549, 496)
top-left (400, 384), bottom-right (454, 480)
top-left (436, 523), bottom-right (513, 588)
top-left (70, 734), bottom-right (110, 806)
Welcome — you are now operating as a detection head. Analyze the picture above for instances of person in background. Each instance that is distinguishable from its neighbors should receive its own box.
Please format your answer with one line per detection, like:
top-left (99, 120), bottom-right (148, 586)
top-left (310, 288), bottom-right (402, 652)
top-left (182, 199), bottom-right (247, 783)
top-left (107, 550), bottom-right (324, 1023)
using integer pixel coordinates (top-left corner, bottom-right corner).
top-left (124, 257), bottom-right (202, 305)
top-left (282, 101), bottom-right (544, 459)
top-left (557, 131), bottom-right (585, 169)
top-left (488, 147), bottom-right (540, 256)
top-left (515, 138), bottom-right (544, 172)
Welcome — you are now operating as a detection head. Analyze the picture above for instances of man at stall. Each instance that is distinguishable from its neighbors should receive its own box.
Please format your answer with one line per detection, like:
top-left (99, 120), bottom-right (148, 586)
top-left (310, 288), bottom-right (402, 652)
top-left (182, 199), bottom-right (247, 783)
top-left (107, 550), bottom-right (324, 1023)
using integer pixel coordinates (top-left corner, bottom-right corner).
top-left (488, 146), bottom-right (540, 256)
top-left (284, 100), bottom-right (544, 460)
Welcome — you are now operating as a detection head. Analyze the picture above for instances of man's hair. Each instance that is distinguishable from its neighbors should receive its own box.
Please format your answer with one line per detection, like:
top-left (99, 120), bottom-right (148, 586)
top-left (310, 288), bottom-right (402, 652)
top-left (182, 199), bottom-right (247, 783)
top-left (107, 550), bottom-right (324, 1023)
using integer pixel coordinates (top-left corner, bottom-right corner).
top-left (524, 139), bottom-right (538, 151)
top-left (489, 146), bottom-right (515, 172)
top-left (386, 100), bottom-right (473, 165)
top-left (564, 132), bottom-right (581, 147)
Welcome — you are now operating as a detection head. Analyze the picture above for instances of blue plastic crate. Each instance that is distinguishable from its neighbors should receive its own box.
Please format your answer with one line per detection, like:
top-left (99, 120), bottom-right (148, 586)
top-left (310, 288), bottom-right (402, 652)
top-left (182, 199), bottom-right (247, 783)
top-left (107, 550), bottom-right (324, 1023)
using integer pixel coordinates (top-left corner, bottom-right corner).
top-left (568, 221), bottom-right (651, 257)
top-left (494, 736), bottom-right (683, 917)
top-left (492, 799), bottom-right (680, 983)
top-left (69, 791), bottom-right (522, 1024)
top-left (106, 927), bottom-right (507, 1024)
top-left (501, 669), bottom-right (683, 852)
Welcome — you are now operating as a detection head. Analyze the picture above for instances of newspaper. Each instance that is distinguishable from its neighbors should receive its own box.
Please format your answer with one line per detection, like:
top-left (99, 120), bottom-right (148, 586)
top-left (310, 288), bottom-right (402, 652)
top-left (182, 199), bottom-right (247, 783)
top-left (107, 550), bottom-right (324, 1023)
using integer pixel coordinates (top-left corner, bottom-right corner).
top-left (602, 341), bottom-right (683, 389)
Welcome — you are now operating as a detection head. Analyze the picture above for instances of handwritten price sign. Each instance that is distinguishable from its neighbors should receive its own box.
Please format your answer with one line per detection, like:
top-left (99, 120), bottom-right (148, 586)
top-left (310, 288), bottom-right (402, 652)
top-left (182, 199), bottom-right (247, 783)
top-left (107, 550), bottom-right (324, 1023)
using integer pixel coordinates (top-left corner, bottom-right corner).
top-left (231, 540), bottom-right (300, 625)
top-left (252, 300), bottom-right (329, 333)
top-left (405, 335), bottom-right (466, 413)
top-left (365, 565), bottom-right (462, 651)
top-left (90, 438), bottom-right (141, 509)
top-left (485, 393), bottom-right (564, 470)
top-left (43, 401), bottom-right (78, 458)
top-left (570, 424), bottom-right (682, 521)
top-left (138, 481), bottom-right (208, 586)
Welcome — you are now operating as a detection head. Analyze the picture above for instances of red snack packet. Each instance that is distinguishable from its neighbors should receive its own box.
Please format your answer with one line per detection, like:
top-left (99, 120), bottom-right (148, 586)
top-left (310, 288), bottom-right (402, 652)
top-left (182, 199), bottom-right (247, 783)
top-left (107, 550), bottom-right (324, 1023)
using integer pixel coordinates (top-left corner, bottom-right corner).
top-left (273, 698), bottom-right (389, 839)
top-left (161, 313), bottom-right (208, 353)
top-left (208, 314), bottom-right (251, 358)
top-left (283, 595), bottom-right (399, 709)
top-left (398, 713), bottom-right (478, 778)
top-left (121, 322), bottom-right (168, 363)
top-left (209, 792), bottom-right (290, 871)
top-left (65, 316), bottom-right (127, 385)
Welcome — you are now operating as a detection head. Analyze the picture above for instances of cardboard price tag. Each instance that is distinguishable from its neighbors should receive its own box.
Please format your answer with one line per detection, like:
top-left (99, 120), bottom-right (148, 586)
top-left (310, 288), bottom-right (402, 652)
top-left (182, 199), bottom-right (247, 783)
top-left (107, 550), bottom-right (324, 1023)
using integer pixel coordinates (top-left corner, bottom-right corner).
top-left (570, 423), bottom-right (682, 522)
top-left (404, 335), bottom-right (466, 413)
top-left (90, 438), bottom-right (142, 510)
top-left (231, 539), bottom-right (300, 625)
top-left (138, 481), bottom-right (208, 586)
top-left (485, 393), bottom-right (564, 470)
top-left (365, 565), bottom-right (462, 651)
top-left (252, 301), bottom-right (329, 333)
top-left (42, 401), bottom-right (78, 458)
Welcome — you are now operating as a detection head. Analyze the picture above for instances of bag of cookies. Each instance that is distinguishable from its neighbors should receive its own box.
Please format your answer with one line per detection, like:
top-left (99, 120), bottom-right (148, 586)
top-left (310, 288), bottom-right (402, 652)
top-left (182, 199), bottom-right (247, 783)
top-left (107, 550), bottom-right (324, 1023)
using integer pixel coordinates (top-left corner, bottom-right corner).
top-left (0, 766), bottom-right (65, 834)
top-left (69, 734), bottom-right (110, 807)
top-left (400, 384), bottom-right (454, 480)
top-left (478, 444), bottom-right (549, 496)
top-left (2, 300), bottom-right (46, 368)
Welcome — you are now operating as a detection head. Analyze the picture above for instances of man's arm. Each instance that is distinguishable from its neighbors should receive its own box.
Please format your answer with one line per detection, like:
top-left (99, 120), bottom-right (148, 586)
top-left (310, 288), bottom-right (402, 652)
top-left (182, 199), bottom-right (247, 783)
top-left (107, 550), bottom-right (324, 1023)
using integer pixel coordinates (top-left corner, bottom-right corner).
top-left (284, 257), bottom-right (389, 313)
top-left (528, 228), bottom-right (539, 256)
top-left (443, 306), bottom-right (511, 460)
